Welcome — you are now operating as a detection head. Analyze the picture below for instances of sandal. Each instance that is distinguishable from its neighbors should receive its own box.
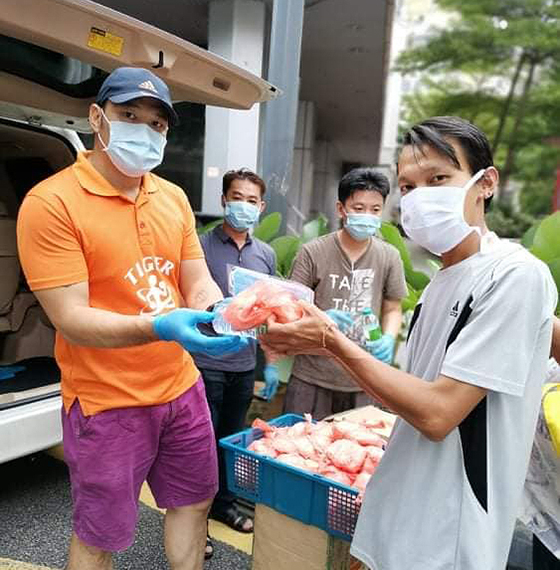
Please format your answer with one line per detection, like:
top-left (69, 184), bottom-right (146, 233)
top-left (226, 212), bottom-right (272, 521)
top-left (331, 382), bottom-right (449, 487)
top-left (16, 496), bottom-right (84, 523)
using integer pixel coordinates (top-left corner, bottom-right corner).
top-left (210, 506), bottom-right (254, 533)
top-left (205, 534), bottom-right (214, 560)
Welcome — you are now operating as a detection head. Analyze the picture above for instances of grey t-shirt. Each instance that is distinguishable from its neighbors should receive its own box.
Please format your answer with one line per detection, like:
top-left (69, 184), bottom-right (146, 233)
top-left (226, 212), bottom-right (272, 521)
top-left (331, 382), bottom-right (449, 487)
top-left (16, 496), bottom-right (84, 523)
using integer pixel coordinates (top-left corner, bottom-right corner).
top-left (289, 231), bottom-right (407, 391)
top-left (351, 239), bottom-right (558, 570)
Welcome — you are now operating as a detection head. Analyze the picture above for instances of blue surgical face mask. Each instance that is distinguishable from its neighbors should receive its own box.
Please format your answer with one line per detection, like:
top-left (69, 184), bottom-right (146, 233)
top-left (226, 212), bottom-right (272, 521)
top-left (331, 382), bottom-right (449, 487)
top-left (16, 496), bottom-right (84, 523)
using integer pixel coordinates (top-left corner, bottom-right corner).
top-left (343, 212), bottom-right (382, 241)
top-left (97, 107), bottom-right (167, 177)
top-left (224, 201), bottom-right (261, 231)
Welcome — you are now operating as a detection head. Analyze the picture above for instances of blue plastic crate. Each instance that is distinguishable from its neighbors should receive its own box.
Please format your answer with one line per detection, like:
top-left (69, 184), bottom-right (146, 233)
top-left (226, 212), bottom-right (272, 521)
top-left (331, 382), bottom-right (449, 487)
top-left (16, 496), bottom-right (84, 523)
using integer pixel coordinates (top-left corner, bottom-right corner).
top-left (220, 413), bottom-right (360, 541)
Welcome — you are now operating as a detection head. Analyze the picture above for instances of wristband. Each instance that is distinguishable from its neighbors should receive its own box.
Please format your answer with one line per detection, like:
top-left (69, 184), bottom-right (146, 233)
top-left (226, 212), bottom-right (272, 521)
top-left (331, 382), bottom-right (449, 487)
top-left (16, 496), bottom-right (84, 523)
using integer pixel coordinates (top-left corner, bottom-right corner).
top-left (322, 322), bottom-right (336, 349)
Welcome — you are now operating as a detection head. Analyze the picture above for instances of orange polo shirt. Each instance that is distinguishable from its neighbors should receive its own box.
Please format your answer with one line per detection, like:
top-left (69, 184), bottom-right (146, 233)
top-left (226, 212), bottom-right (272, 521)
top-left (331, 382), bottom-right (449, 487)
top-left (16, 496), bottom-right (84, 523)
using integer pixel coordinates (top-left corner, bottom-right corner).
top-left (17, 151), bottom-right (204, 416)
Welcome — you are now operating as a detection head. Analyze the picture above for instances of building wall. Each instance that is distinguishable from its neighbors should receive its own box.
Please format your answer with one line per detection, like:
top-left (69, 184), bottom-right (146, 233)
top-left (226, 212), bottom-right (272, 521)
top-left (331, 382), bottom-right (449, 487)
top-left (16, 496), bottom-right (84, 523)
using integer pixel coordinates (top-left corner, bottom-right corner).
top-left (312, 140), bottom-right (344, 232)
top-left (286, 101), bottom-right (316, 234)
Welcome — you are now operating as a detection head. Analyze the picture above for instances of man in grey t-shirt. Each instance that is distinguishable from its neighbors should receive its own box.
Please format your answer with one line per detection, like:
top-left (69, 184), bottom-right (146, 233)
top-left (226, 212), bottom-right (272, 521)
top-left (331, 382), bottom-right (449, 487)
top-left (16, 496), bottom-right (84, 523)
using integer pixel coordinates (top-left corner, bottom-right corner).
top-left (285, 168), bottom-right (407, 419)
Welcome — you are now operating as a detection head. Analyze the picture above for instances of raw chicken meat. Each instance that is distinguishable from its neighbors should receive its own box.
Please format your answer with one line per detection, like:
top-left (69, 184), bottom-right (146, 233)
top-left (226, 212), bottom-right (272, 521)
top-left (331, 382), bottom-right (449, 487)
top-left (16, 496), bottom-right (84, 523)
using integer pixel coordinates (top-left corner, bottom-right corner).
top-left (270, 436), bottom-right (298, 455)
top-left (247, 439), bottom-right (278, 458)
top-left (223, 280), bottom-right (304, 331)
top-left (353, 471), bottom-right (373, 492)
top-left (248, 415), bottom-right (386, 493)
top-left (276, 453), bottom-right (308, 469)
top-left (320, 466), bottom-right (355, 487)
top-left (293, 436), bottom-right (316, 459)
top-left (326, 440), bottom-right (366, 474)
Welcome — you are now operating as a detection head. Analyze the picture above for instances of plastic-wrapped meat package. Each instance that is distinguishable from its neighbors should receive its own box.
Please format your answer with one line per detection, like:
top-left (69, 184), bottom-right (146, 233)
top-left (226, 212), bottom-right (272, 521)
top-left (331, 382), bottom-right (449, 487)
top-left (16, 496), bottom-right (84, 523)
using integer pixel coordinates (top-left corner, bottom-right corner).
top-left (247, 439), bottom-right (278, 458)
top-left (365, 445), bottom-right (384, 464)
top-left (223, 280), bottom-right (303, 330)
top-left (276, 453), bottom-right (308, 470)
top-left (320, 466), bottom-right (355, 487)
top-left (212, 266), bottom-right (315, 338)
top-left (309, 432), bottom-right (332, 454)
top-left (361, 455), bottom-right (378, 475)
top-left (326, 439), bottom-right (366, 474)
top-left (332, 420), bottom-right (361, 440)
top-left (353, 471), bottom-right (373, 492)
top-left (287, 421), bottom-right (310, 438)
top-left (248, 416), bottom-right (386, 493)
top-left (270, 435), bottom-right (298, 455)
top-left (292, 436), bottom-right (316, 459)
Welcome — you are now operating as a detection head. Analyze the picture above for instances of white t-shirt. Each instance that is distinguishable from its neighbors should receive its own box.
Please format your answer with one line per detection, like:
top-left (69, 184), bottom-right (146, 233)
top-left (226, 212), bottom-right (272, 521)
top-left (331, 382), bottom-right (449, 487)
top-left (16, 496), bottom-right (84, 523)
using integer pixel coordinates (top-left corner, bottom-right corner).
top-left (350, 238), bottom-right (558, 570)
top-left (519, 359), bottom-right (560, 559)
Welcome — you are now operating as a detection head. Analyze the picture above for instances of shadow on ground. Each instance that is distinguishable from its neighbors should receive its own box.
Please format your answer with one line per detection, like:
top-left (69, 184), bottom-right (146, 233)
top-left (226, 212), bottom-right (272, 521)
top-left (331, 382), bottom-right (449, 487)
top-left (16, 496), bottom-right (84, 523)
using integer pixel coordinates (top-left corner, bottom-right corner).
top-left (0, 454), bottom-right (250, 569)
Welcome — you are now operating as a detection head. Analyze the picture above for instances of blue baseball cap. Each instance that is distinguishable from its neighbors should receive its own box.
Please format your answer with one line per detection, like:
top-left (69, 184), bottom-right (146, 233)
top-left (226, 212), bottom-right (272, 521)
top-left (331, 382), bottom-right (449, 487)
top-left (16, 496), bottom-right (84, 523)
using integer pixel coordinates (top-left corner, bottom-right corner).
top-left (96, 67), bottom-right (179, 126)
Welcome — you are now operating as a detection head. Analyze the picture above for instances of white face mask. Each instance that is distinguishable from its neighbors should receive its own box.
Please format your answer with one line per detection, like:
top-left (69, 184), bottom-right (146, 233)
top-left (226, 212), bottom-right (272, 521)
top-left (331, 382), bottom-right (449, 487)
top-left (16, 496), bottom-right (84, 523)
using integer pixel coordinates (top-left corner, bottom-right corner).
top-left (400, 169), bottom-right (486, 256)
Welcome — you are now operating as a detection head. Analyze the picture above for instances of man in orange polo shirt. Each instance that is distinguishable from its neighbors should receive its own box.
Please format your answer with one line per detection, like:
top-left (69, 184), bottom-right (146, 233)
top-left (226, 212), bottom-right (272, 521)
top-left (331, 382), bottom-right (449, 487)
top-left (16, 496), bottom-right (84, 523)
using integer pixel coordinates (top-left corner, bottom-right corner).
top-left (16, 67), bottom-right (247, 570)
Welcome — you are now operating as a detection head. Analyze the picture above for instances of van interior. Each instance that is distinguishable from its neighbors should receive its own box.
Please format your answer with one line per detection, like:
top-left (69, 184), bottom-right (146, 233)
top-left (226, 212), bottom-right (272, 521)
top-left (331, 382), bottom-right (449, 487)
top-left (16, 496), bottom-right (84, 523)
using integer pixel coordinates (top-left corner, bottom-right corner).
top-left (0, 120), bottom-right (77, 409)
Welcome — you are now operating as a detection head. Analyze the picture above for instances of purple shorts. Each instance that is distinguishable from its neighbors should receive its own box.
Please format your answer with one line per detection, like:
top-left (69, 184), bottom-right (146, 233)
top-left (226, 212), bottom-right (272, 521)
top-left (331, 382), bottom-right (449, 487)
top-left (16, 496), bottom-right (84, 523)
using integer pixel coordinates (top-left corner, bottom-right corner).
top-left (62, 378), bottom-right (218, 552)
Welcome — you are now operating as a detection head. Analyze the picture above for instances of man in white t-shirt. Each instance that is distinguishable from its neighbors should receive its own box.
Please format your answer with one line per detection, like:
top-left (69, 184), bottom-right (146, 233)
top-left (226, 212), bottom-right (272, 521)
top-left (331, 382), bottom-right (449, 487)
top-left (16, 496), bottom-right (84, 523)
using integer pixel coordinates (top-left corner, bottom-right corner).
top-left (260, 116), bottom-right (558, 570)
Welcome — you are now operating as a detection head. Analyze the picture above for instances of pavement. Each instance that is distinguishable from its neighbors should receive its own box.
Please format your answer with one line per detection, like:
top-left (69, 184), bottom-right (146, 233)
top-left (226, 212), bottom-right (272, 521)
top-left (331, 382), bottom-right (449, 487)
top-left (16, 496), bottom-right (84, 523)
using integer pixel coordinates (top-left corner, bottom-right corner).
top-left (0, 452), bottom-right (252, 570)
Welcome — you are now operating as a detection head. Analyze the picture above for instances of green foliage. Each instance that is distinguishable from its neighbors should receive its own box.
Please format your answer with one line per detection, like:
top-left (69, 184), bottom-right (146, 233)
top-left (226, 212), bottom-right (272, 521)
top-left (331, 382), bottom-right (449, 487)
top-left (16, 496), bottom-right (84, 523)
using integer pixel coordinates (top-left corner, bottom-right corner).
top-left (528, 211), bottom-right (560, 314)
top-left (269, 235), bottom-right (302, 277)
top-left (253, 212), bottom-right (282, 242)
top-left (397, 0), bottom-right (560, 214)
top-left (485, 202), bottom-right (536, 238)
top-left (380, 222), bottom-right (431, 312)
top-left (521, 221), bottom-right (540, 248)
top-left (196, 218), bottom-right (222, 235)
top-left (301, 214), bottom-right (329, 244)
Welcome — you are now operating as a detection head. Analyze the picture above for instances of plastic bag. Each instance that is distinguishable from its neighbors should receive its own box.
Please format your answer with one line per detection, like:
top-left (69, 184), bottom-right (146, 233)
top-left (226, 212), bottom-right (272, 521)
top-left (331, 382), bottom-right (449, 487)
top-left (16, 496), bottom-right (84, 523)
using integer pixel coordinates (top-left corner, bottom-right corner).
top-left (213, 266), bottom-right (314, 338)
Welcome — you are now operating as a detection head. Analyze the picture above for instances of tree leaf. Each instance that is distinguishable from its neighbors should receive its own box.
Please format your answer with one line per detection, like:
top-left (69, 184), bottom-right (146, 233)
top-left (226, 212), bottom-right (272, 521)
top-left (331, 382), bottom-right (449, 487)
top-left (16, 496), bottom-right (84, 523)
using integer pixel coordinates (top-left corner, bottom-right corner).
top-left (402, 285), bottom-right (421, 313)
top-left (380, 222), bottom-right (431, 290)
top-left (301, 214), bottom-right (329, 243)
top-left (270, 235), bottom-right (302, 278)
top-left (521, 220), bottom-right (540, 248)
top-left (197, 218), bottom-right (222, 235)
top-left (531, 211), bottom-right (560, 263)
top-left (254, 212), bottom-right (282, 243)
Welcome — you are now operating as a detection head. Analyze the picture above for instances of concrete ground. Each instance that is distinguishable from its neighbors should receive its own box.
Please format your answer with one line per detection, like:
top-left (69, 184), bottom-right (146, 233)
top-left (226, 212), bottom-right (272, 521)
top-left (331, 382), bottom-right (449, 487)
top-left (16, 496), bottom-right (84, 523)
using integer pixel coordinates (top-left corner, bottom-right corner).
top-left (0, 452), bottom-right (253, 570)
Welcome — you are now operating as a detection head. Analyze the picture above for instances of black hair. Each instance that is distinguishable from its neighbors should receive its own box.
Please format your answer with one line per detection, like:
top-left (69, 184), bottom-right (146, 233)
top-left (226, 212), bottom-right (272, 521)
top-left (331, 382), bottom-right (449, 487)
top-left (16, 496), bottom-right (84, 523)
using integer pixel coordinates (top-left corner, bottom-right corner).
top-left (401, 116), bottom-right (494, 211)
top-left (338, 167), bottom-right (390, 204)
top-left (222, 168), bottom-right (266, 197)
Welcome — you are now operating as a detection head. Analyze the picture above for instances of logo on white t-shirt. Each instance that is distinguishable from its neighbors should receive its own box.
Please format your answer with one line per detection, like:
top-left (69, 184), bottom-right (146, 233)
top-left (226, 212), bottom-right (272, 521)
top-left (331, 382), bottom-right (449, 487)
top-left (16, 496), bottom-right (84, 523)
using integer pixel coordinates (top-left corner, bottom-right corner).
top-left (450, 300), bottom-right (460, 317)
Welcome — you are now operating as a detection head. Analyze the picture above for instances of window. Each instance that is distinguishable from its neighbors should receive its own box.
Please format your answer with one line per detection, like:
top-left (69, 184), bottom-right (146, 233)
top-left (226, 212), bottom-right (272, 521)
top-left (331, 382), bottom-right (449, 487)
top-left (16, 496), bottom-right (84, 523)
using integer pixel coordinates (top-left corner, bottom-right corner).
top-left (0, 35), bottom-right (107, 98)
top-left (153, 101), bottom-right (205, 212)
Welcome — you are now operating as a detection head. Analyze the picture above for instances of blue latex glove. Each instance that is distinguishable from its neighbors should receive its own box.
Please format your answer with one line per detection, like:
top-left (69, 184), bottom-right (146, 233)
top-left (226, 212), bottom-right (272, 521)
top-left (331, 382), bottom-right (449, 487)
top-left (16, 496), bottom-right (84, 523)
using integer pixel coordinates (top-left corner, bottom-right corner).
top-left (325, 309), bottom-right (355, 333)
top-left (365, 333), bottom-right (396, 364)
top-left (153, 309), bottom-right (249, 357)
top-left (258, 364), bottom-right (280, 401)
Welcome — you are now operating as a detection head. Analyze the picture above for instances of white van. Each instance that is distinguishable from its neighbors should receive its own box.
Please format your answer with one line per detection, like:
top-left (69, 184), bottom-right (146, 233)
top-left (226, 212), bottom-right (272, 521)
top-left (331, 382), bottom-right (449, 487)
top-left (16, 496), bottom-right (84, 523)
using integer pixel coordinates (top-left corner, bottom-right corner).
top-left (0, 0), bottom-right (276, 464)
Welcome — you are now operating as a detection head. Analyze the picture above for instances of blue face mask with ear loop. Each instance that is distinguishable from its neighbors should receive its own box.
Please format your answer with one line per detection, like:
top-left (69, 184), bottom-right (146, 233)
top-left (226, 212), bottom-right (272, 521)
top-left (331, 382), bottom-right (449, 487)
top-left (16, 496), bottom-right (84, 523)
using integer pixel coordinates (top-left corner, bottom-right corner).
top-left (224, 201), bottom-right (261, 231)
top-left (343, 211), bottom-right (382, 241)
top-left (96, 106), bottom-right (167, 177)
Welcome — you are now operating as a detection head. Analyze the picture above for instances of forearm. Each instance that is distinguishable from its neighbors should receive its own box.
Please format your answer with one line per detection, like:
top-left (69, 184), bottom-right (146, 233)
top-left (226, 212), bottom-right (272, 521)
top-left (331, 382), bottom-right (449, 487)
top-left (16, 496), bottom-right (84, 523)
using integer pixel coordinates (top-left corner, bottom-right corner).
top-left (552, 316), bottom-right (560, 362)
top-left (326, 328), bottom-right (451, 440)
top-left (381, 302), bottom-right (402, 338)
top-left (55, 306), bottom-right (157, 348)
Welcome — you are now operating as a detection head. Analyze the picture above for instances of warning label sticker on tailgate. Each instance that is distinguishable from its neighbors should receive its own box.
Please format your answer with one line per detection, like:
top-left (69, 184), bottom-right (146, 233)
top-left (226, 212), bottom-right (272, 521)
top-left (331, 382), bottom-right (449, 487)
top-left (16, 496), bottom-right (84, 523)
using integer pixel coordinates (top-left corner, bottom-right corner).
top-left (87, 27), bottom-right (124, 56)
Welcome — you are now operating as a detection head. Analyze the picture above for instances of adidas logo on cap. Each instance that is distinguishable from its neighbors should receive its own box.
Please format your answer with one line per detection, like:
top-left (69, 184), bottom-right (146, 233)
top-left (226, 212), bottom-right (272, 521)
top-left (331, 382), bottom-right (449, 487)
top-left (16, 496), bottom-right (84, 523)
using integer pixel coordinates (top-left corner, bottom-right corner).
top-left (138, 80), bottom-right (157, 93)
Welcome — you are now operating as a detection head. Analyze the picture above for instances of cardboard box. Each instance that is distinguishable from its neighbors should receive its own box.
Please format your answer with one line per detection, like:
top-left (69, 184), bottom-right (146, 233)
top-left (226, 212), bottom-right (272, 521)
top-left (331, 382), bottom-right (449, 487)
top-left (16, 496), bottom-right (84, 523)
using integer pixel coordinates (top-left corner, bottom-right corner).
top-left (252, 504), bottom-right (364, 570)
top-left (326, 404), bottom-right (397, 440)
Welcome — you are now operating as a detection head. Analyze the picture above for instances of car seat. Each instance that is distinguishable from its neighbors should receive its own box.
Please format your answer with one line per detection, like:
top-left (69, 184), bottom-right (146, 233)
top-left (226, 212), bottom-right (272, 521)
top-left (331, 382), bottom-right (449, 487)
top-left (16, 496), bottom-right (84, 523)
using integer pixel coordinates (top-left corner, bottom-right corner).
top-left (0, 190), bottom-right (55, 365)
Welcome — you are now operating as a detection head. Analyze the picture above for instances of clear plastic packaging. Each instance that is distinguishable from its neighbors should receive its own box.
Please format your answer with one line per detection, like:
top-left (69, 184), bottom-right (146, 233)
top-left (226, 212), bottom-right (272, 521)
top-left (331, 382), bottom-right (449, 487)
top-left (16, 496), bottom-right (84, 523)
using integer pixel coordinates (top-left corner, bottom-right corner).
top-left (212, 266), bottom-right (314, 338)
